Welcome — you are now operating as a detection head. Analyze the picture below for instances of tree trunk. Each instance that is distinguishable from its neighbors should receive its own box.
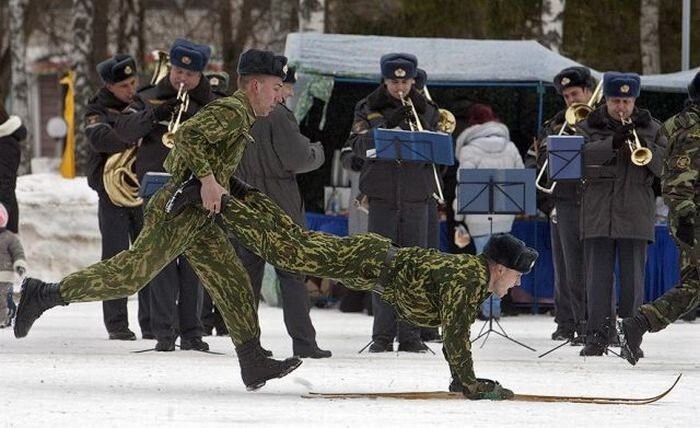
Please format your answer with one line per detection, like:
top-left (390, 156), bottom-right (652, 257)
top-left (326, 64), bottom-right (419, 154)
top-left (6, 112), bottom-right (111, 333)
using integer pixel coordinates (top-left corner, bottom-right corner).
top-left (269, 0), bottom-right (297, 53)
top-left (540, 0), bottom-right (566, 53)
top-left (299, 0), bottom-right (325, 32)
top-left (72, 0), bottom-right (95, 175)
top-left (117, 0), bottom-right (144, 65)
top-left (219, 0), bottom-right (235, 78)
top-left (9, 0), bottom-right (32, 175)
top-left (91, 0), bottom-right (108, 88)
top-left (640, 0), bottom-right (660, 74)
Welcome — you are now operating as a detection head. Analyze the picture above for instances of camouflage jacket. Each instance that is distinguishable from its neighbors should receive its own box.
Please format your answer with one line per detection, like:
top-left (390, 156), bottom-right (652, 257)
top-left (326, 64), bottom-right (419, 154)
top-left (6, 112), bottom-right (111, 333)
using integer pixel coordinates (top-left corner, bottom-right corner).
top-left (661, 104), bottom-right (700, 253)
top-left (383, 248), bottom-right (491, 386)
top-left (164, 90), bottom-right (257, 190)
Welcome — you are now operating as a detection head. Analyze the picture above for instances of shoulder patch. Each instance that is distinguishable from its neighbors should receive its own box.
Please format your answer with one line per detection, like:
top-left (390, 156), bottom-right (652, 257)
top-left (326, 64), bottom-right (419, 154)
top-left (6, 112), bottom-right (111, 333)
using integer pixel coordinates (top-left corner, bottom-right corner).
top-left (85, 114), bottom-right (101, 125)
top-left (352, 120), bottom-right (369, 134)
top-left (367, 112), bottom-right (383, 121)
top-left (676, 155), bottom-right (691, 170)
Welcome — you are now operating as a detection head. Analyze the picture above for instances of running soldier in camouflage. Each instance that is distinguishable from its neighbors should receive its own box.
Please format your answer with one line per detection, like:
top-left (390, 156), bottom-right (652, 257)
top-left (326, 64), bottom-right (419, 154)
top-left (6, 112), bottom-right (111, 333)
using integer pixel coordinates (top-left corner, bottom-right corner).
top-left (13, 49), bottom-right (303, 391)
top-left (168, 179), bottom-right (537, 400)
top-left (619, 72), bottom-right (700, 365)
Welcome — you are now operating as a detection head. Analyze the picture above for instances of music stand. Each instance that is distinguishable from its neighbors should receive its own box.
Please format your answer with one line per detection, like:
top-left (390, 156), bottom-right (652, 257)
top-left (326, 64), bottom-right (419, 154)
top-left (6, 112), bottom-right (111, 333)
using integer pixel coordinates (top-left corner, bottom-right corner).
top-left (457, 168), bottom-right (536, 352)
top-left (357, 128), bottom-right (454, 355)
top-left (373, 128), bottom-right (454, 202)
top-left (536, 136), bottom-right (586, 358)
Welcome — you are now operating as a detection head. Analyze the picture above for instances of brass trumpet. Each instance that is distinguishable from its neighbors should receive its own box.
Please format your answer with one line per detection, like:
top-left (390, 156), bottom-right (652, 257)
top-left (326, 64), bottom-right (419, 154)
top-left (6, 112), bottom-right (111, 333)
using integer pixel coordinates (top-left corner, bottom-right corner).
top-left (619, 113), bottom-right (652, 166)
top-left (162, 82), bottom-right (189, 148)
top-left (398, 91), bottom-right (445, 203)
top-left (150, 50), bottom-right (170, 86)
top-left (536, 80), bottom-right (603, 194)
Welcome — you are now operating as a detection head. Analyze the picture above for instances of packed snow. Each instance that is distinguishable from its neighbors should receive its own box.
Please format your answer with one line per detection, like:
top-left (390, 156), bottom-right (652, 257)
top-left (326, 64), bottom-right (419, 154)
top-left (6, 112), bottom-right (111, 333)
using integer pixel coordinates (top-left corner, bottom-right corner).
top-left (1, 174), bottom-right (698, 427)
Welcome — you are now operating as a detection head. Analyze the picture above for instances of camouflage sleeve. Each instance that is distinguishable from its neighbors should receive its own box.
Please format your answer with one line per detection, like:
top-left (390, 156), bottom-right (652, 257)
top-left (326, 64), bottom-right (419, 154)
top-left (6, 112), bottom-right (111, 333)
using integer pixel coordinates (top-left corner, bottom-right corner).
top-left (440, 282), bottom-right (477, 386)
top-left (662, 130), bottom-right (700, 219)
top-left (174, 101), bottom-right (242, 179)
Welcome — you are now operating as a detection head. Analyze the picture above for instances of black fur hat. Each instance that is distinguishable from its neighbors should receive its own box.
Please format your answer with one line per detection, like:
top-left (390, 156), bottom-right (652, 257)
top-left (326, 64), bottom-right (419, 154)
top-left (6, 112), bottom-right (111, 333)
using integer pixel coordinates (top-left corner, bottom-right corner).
top-left (237, 49), bottom-right (288, 79)
top-left (483, 233), bottom-right (539, 274)
top-left (97, 54), bottom-right (137, 84)
top-left (553, 66), bottom-right (595, 95)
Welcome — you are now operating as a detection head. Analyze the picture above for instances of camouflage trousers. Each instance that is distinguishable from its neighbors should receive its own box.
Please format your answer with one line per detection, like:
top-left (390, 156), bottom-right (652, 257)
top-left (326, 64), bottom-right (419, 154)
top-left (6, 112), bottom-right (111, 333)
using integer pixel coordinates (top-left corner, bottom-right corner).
top-left (639, 247), bottom-right (699, 332)
top-left (219, 191), bottom-right (391, 290)
top-left (59, 185), bottom-right (260, 345)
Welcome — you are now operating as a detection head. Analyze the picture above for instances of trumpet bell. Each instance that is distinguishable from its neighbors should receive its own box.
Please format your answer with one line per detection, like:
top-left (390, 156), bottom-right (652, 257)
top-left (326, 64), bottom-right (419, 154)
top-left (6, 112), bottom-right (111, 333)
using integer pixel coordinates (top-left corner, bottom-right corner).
top-left (162, 132), bottom-right (175, 149)
top-left (631, 147), bottom-right (653, 166)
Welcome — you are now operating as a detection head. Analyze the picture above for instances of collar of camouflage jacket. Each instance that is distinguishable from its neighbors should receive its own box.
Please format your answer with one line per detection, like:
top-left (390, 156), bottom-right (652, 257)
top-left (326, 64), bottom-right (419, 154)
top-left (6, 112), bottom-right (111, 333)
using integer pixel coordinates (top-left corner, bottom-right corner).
top-left (231, 89), bottom-right (257, 126)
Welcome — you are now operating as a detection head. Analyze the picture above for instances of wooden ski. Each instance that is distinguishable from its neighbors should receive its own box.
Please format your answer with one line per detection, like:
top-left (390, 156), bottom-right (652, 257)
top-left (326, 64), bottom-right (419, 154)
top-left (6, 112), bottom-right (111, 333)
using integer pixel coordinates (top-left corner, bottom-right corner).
top-left (304, 373), bottom-right (681, 405)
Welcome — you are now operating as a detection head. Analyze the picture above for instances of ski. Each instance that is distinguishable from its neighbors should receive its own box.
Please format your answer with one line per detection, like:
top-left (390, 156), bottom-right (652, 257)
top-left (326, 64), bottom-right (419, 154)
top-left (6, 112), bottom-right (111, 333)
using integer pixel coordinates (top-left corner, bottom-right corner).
top-left (304, 373), bottom-right (681, 405)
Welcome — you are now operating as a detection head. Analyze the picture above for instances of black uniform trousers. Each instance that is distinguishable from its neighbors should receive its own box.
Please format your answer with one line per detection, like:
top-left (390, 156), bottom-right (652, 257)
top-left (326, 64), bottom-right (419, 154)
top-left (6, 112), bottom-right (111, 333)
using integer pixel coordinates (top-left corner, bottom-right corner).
top-left (233, 239), bottom-right (319, 354)
top-left (146, 255), bottom-right (204, 340)
top-left (551, 203), bottom-right (586, 332)
top-left (583, 237), bottom-right (647, 337)
top-left (369, 198), bottom-right (428, 344)
top-left (97, 197), bottom-right (148, 333)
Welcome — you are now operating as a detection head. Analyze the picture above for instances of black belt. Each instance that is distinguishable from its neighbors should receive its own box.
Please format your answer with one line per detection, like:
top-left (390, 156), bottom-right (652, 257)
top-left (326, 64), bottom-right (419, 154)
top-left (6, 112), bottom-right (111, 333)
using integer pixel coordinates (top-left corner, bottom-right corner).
top-left (373, 245), bottom-right (398, 295)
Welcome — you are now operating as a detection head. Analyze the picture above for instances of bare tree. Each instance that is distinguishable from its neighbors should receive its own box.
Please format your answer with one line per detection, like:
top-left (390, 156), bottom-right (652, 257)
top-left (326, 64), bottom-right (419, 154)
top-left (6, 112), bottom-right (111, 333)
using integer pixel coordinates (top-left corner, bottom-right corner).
top-left (72, 0), bottom-right (95, 175)
top-left (640, 0), bottom-right (660, 74)
top-left (117, 0), bottom-right (145, 64)
top-left (299, 0), bottom-right (324, 32)
top-left (268, 0), bottom-right (297, 53)
top-left (540, 0), bottom-right (566, 53)
top-left (9, 0), bottom-right (33, 174)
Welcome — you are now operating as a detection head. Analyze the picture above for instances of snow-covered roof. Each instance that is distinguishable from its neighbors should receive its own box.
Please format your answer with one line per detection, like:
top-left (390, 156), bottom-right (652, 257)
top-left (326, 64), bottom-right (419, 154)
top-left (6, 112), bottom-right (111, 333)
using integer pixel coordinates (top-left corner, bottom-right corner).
top-left (284, 32), bottom-right (592, 84)
top-left (285, 32), bottom-right (696, 92)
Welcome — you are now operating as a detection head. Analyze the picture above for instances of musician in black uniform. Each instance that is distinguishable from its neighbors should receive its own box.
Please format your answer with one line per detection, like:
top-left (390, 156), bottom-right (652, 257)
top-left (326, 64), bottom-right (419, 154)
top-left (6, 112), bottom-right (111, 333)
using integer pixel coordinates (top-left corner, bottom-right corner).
top-left (130, 39), bottom-right (215, 351)
top-left (85, 54), bottom-right (179, 340)
top-left (344, 53), bottom-right (440, 353)
top-left (536, 66), bottom-right (596, 343)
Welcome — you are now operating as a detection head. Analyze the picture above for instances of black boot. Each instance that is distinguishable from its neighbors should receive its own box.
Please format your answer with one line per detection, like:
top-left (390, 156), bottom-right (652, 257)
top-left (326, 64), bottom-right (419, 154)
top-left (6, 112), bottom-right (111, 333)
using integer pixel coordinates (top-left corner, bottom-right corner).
top-left (180, 337), bottom-right (210, 351)
top-left (579, 330), bottom-right (608, 356)
top-left (294, 346), bottom-right (332, 359)
top-left (236, 339), bottom-right (302, 391)
top-left (618, 313), bottom-right (650, 366)
top-left (14, 278), bottom-right (68, 338)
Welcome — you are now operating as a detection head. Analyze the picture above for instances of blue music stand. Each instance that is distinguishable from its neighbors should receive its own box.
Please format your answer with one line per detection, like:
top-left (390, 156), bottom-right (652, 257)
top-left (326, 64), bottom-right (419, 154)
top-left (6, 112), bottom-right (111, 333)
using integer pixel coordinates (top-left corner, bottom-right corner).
top-left (546, 135), bottom-right (583, 181)
top-left (457, 168), bottom-right (536, 352)
top-left (373, 128), bottom-right (454, 203)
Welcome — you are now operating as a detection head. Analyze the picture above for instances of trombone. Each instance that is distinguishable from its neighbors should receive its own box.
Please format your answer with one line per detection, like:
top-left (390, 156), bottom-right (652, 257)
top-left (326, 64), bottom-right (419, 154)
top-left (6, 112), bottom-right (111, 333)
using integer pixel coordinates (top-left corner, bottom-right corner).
top-left (536, 80), bottom-right (603, 194)
top-left (619, 113), bottom-right (652, 166)
top-left (161, 82), bottom-right (190, 148)
top-left (422, 85), bottom-right (456, 134)
top-left (398, 91), bottom-right (445, 204)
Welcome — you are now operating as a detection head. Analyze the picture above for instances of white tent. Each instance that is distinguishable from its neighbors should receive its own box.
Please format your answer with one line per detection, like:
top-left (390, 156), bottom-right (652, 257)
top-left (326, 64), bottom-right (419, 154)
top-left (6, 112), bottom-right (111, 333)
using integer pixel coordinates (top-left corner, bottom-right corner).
top-left (285, 32), bottom-right (695, 92)
top-left (284, 32), bottom-right (596, 84)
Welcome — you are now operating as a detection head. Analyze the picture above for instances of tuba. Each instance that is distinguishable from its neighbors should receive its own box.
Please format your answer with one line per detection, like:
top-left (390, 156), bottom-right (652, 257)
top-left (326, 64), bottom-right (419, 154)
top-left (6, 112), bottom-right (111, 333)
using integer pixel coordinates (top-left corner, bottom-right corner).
top-left (150, 50), bottom-right (170, 86)
top-left (103, 145), bottom-right (142, 207)
top-left (101, 52), bottom-right (173, 207)
top-left (620, 113), bottom-right (652, 166)
top-left (536, 80), bottom-right (603, 194)
top-left (161, 82), bottom-right (189, 148)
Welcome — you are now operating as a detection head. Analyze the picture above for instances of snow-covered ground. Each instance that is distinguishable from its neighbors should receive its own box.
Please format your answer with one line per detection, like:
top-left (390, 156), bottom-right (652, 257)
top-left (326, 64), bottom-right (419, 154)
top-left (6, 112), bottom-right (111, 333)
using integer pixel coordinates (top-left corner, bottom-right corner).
top-left (1, 303), bottom-right (698, 427)
top-left (2, 173), bottom-right (698, 426)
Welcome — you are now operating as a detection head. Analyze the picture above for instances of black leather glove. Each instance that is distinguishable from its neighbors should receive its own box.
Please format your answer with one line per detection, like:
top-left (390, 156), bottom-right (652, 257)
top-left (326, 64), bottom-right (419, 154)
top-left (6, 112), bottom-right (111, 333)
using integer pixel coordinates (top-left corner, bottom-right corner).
top-left (350, 156), bottom-right (364, 172)
top-left (612, 121), bottom-right (635, 150)
top-left (462, 378), bottom-right (515, 401)
top-left (676, 216), bottom-right (695, 247)
top-left (384, 105), bottom-right (412, 128)
top-left (153, 98), bottom-right (181, 121)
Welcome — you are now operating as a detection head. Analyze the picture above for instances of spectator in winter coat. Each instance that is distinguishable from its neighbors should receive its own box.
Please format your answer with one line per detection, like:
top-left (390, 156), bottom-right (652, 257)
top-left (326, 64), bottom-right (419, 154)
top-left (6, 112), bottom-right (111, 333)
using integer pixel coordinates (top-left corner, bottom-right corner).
top-left (0, 202), bottom-right (26, 327)
top-left (453, 104), bottom-right (525, 319)
top-left (0, 102), bottom-right (27, 234)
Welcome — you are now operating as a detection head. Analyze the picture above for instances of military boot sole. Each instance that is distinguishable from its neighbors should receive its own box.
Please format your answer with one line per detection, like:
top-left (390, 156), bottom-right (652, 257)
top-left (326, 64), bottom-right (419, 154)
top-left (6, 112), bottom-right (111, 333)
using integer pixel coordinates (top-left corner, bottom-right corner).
top-left (245, 358), bottom-right (303, 391)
